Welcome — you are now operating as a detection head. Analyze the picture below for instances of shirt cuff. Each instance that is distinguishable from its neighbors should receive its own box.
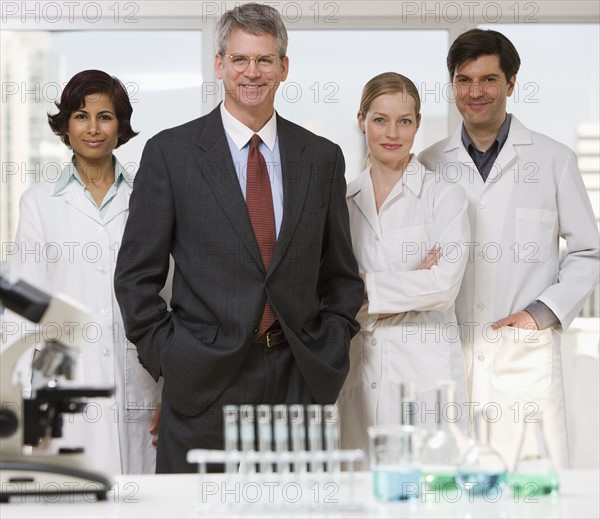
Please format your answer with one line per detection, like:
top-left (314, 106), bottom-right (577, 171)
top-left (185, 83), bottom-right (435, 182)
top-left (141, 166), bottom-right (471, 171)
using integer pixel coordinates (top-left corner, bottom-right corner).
top-left (525, 300), bottom-right (560, 330)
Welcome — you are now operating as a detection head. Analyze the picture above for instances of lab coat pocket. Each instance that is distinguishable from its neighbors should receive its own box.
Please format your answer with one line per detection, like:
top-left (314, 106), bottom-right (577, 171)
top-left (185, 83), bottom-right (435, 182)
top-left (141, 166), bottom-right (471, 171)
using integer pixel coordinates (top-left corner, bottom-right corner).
top-left (385, 326), bottom-right (451, 393)
top-left (125, 343), bottom-right (162, 410)
top-left (514, 208), bottom-right (557, 263)
top-left (388, 224), bottom-right (432, 270)
top-left (490, 326), bottom-right (553, 393)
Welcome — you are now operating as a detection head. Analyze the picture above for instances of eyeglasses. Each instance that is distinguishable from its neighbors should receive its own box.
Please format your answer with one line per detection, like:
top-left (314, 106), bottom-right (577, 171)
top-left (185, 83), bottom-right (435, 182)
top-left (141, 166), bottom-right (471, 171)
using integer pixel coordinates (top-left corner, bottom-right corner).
top-left (223, 54), bottom-right (279, 72)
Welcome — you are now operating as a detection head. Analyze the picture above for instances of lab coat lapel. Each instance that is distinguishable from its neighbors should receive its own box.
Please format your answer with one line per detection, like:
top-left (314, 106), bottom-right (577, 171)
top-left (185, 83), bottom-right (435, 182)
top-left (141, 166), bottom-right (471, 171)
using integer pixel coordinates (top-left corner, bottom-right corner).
top-left (59, 182), bottom-right (104, 226)
top-left (445, 125), bottom-right (485, 197)
top-left (486, 115), bottom-right (532, 185)
top-left (196, 108), bottom-right (264, 271)
top-left (103, 162), bottom-right (133, 224)
top-left (381, 156), bottom-right (424, 209)
top-left (103, 182), bottom-right (131, 225)
top-left (347, 168), bottom-right (382, 240)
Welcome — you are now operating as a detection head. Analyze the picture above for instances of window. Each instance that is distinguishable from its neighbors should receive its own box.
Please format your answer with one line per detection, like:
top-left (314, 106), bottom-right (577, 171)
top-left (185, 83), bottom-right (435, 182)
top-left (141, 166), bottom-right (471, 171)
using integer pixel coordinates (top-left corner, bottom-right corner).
top-left (0, 30), bottom-right (202, 246)
top-left (278, 29), bottom-right (449, 180)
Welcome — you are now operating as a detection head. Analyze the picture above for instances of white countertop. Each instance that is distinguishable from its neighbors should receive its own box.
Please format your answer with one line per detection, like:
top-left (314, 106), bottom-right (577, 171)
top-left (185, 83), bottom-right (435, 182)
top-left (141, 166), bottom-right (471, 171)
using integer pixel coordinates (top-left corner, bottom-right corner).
top-left (1, 470), bottom-right (598, 518)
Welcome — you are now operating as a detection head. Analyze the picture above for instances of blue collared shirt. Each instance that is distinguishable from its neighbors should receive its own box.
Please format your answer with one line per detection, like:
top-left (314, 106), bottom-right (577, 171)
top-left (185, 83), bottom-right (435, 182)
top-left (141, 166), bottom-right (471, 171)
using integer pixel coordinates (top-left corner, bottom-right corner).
top-left (220, 103), bottom-right (284, 238)
top-left (461, 113), bottom-right (512, 182)
top-left (53, 157), bottom-right (132, 219)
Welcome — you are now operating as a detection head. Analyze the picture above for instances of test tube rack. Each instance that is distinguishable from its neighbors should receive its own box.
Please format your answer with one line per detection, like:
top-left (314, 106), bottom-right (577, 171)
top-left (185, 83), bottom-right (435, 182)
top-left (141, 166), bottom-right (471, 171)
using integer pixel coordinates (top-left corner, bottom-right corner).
top-left (186, 404), bottom-right (365, 512)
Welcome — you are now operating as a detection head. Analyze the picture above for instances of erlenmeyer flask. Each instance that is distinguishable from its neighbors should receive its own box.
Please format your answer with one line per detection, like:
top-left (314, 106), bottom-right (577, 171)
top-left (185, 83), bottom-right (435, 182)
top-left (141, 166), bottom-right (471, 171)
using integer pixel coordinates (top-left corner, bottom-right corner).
top-left (456, 409), bottom-right (508, 497)
top-left (420, 381), bottom-right (465, 490)
top-left (510, 417), bottom-right (559, 498)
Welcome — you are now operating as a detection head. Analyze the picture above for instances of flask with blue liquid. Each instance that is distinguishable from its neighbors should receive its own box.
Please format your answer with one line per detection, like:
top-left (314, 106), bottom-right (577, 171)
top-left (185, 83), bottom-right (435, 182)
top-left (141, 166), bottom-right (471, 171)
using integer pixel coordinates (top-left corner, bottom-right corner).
top-left (456, 409), bottom-right (508, 498)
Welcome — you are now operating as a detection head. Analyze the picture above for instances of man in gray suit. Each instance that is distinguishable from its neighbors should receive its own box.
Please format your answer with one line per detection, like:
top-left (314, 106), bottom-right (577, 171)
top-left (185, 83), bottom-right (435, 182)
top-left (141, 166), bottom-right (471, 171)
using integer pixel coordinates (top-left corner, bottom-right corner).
top-left (114, 3), bottom-right (364, 473)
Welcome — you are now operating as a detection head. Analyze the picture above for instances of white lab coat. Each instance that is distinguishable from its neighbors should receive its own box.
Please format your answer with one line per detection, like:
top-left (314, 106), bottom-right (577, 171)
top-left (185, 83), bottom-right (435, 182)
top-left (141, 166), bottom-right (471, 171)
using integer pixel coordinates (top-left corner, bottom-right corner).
top-left (338, 157), bottom-right (470, 463)
top-left (3, 160), bottom-right (162, 475)
top-left (419, 116), bottom-right (600, 469)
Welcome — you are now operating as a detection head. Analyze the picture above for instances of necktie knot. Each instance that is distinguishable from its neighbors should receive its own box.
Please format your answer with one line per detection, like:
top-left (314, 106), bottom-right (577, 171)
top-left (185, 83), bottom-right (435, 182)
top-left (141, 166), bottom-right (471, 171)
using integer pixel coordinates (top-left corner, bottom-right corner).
top-left (250, 134), bottom-right (262, 149)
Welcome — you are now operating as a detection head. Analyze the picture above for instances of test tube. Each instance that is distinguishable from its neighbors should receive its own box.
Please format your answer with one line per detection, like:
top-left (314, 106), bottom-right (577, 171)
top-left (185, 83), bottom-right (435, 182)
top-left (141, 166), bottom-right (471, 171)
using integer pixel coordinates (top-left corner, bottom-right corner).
top-left (223, 405), bottom-right (239, 474)
top-left (323, 404), bottom-right (340, 473)
top-left (273, 404), bottom-right (290, 474)
top-left (400, 382), bottom-right (417, 459)
top-left (240, 405), bottom-right (255, 473)
top-left (288, 404), bottom-right (306, 473)
top-left (307, 405), bottom-right (323, 473)
top-left (400, 382), bottom-right (417, 426)
top-left (257, 404), bottom-right (273, 474)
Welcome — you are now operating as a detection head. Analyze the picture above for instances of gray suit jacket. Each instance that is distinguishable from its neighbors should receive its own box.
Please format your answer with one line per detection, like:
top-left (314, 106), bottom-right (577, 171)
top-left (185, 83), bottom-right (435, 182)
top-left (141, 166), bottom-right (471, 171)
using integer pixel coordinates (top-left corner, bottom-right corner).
top-left (114, 106), bottom-right (363, 417)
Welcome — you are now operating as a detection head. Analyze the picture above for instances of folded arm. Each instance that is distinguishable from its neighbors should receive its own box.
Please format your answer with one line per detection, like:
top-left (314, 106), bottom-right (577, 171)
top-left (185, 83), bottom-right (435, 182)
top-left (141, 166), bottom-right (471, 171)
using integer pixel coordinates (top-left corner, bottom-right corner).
top-left (365, 183), bottom-right (470, 315)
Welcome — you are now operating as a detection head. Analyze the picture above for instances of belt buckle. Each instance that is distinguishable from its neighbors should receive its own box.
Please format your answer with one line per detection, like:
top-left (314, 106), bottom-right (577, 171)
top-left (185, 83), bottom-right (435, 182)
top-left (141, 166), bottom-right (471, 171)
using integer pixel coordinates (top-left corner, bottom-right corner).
top-left (266, 330), bottom-right (274, 348)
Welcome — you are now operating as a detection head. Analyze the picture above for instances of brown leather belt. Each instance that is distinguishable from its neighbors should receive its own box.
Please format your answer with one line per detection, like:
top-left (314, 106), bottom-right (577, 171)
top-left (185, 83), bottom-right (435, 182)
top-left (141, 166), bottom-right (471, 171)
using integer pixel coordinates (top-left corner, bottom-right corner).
top-left (252, 325), bottom-right (287, 348)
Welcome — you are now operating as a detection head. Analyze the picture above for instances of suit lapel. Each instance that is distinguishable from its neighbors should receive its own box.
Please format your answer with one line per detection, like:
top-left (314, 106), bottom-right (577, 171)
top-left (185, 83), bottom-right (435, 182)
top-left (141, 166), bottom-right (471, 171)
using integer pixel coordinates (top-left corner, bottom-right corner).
top-left (269, 116), bottom-right (311, 273)
top-left (195, 107), bottom-right (264, 270)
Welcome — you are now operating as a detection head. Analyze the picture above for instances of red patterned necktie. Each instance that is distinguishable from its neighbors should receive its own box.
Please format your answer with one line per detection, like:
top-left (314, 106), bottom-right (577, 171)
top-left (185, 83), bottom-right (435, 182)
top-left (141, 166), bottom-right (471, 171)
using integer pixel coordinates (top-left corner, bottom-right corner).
top-left (246, 134), bottom-right (276, 334)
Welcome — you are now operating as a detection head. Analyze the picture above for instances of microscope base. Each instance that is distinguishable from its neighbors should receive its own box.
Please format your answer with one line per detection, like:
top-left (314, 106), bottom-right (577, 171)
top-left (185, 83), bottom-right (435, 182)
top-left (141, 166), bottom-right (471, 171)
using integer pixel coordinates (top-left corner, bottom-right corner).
top-left (0, 460), bottom-right (112, 503)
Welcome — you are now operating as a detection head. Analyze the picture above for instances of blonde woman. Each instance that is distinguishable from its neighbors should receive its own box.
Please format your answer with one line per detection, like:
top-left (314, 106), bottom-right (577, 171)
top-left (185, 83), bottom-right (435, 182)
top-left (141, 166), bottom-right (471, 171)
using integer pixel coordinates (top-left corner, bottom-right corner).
top-left (339, 72), bottom-right (470, 459)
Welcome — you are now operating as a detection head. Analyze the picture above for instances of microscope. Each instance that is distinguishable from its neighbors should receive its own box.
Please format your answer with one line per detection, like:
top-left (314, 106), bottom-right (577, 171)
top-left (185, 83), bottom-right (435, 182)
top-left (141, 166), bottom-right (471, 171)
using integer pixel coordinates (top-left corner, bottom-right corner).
top-left (0, 276), bottom-right (113, 503)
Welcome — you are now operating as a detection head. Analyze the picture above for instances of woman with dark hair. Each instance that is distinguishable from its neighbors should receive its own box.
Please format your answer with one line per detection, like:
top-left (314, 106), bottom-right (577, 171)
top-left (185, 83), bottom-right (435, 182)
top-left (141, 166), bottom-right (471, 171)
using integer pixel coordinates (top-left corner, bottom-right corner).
top-left (7, 69), bottom-right (162, 475)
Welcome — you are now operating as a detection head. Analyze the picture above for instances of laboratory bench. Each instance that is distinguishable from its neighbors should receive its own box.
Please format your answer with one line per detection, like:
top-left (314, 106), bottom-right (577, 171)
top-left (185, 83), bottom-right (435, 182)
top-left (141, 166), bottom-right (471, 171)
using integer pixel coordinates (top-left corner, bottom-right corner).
top-left (1, 469), bottom-right (598, 518)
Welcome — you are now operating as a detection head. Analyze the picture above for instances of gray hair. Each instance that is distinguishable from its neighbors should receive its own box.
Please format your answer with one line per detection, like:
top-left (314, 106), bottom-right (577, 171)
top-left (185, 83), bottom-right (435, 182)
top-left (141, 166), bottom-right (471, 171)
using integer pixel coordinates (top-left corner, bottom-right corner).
top-left (215, 2), bottom-right (288, 57)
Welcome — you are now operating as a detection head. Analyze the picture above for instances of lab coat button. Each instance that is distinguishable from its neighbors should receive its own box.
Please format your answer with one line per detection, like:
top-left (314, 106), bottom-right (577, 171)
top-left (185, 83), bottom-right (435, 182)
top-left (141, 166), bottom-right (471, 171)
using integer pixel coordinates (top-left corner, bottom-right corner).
top-left (477, 252), bottom-right (485, 259)
top-left (478, 201), bottom-right (486, 209)
top-left (477, 354), bottom-right (485, 361)
top-left (97, 226), bottom-right (105, 233)
top-left (371, 382), bottom-right (377, 389)
top-left (102, 349), bottom-right (111, 357)
top-left (98, 266), bottom-right (108, 274)
top-left (476, 303), bottom-right (485, 311)
top-left (100, 308), bottom-right (110, 316)
top-left (371, 339), bottom-right (377, 346)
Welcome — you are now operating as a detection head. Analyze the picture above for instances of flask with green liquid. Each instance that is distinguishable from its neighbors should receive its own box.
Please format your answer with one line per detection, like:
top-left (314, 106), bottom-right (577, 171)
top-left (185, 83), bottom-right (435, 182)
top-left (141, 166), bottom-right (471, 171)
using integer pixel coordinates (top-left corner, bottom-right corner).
top-left (420, 380), bottom-right (467, 491)
top-left (510, 416), bottom-right (559, 498)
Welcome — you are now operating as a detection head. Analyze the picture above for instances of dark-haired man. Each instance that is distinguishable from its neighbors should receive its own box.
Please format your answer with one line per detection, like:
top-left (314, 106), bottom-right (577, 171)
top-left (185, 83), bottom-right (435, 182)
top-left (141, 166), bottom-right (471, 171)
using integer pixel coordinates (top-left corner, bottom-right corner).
top-left (420, 29), bottom-right (599, 469)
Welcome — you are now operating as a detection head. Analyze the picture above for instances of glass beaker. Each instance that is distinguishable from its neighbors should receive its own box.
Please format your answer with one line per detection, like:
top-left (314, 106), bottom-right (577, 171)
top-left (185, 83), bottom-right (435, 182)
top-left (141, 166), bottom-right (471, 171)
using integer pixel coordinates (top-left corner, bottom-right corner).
top-left (510, 417), bottom-right (559, 498)
top-left (456, 410), bottom-right (508, 498)
top-left (368, 425), bottom-right (422, 502)
top-left (420, 381), bottom-right (465, 491)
